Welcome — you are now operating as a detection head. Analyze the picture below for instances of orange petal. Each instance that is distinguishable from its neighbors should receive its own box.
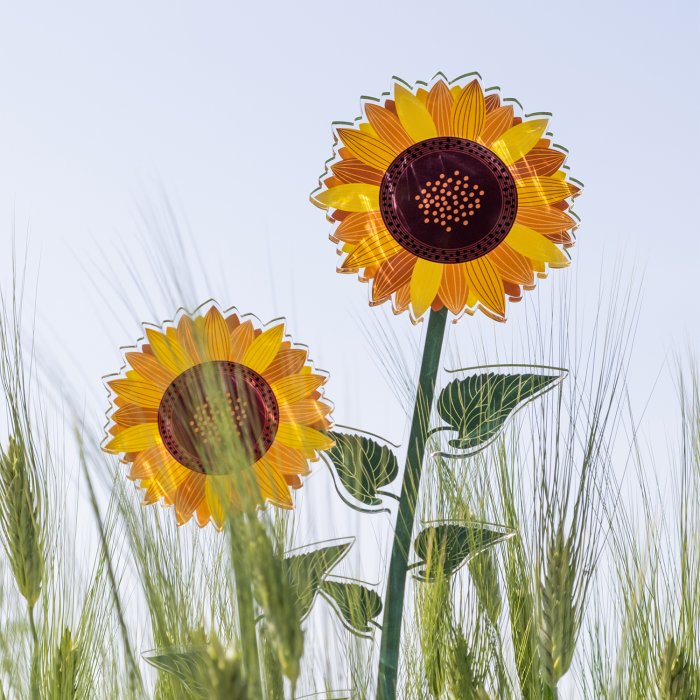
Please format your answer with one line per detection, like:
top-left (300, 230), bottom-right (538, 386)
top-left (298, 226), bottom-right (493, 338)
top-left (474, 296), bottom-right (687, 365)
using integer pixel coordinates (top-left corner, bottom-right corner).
top-left (262, 348), bottom-right (307, 385)
top-left (452, 79), bottom-right (485, 141)
top-left (480, 105), bottom-right (514, 146)
top-left (515, 206), bottom-right (577, 235)
top-left (365, 103), bottom-right (413, 153)
top-left (129, 444), bottom-right (173, 480)
top-left (337, 128), bottom-right (395, 171)
top-left (516, 177), bottom-right (580, 207)
top-left (111, 404), bottom-right (158, 427)
top-left (465, 257), bottom-right (506, 319)
top-left (279, 399), bottom-right (332, 426)
top-left (144, 459), bottom-right (189, 505)
top-left (484, 93), bottom-right (500, 112)
top-left (331, 158), bottom-right (385, 186)
top-left (126, 352), bottom-right (175, 391)
top-left (176, 315), bottom-right (205, 364)
top-left (487, 243), bottom-right (535, 286)
top-left (371, 249), bottom-right (416, 303)
top-left (334, 212), bottom-right (386, 244)
top-left (174, 473), bottom-right (206, 525)
top-left (426, 81), bottom-right (454, 136)
top-left (229, 321), bottom-right (255, 362)
top-left (265, 440), bottom-right (311, 476)
top-left (508, 148), bottom-right (566, 180)
top-left (438, 263), bottom-right (469, 314)
top-left (394, 282), bottom-right (412, 314)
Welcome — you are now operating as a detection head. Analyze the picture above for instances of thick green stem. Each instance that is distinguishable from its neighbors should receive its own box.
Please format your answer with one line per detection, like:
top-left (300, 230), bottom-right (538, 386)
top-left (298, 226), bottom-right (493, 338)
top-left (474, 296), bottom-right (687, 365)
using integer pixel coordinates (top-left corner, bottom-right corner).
top-left (231, 520), bottom-right (262, 698)
top-left (377, 308), bottom-right (448, 700)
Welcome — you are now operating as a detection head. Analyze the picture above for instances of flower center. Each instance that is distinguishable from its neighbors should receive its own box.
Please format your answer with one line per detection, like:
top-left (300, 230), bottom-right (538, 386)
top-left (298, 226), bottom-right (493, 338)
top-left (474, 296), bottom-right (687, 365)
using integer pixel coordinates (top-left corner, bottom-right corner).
top-left (379, 137), bottom-right (517, 263)
top-left (157, 361), bottom-right (279, 474)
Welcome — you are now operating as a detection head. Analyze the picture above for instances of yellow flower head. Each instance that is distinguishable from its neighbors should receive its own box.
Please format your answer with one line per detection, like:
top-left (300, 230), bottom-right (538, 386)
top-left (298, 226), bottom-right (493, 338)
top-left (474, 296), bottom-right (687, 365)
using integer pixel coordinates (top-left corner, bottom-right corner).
top-left (312, 73), bottom-right (581, 322)
top-left (103, 304), bottom-right (333, 529)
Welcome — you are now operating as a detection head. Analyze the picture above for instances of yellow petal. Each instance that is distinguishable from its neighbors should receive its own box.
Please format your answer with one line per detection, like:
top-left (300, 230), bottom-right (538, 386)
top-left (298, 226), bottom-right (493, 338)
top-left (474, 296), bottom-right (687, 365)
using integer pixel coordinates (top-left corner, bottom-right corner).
top-left (312, 184), bottom-right (380, 213)
top-left (253, 459), bottom-right (293, 508)
top-left (205, 478), bottom-right (226, 527)
top-left (410, 258), bottom-right (443, 318)
top-left (108, 378), bottom-right (163, 409)
top-left (394, 84), bottom-right (438, 143)
top-left (204, 307), bottom-right (233, 361)
top-left (451, 79), bottom-right (485, 141)
top-left (126, 352), bottom-right (175, 391)
top-left (342, 229), bottom-right (403, 270)
top-left (105, 423), bottom-right (161, 453)
top-left (146, 328), bottom-right (192, 375)
top-left (490, 119), bottom-right (548, 166)
top-left (272, 374), bottom-right (326, 406)
top-left (465, 257), bottom-right (506, 318)
top-left (243, 323), bottom-right (284, 374)
top-left (275, 423), bottom-right (334, 456)
top-left (336, 128), bottom-right (395, 171)
top-left (505, 224), bottom-right (569, 267)
top-left (516, 177), bottom-right (580, 207)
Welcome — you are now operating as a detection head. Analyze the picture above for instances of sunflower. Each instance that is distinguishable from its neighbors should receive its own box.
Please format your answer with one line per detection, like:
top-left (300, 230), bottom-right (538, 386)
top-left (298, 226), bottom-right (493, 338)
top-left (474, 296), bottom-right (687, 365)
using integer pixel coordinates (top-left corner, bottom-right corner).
top-left (103, 305), bottom-right (334, 528)
top-left (311, 73), bottom-right (581, 322)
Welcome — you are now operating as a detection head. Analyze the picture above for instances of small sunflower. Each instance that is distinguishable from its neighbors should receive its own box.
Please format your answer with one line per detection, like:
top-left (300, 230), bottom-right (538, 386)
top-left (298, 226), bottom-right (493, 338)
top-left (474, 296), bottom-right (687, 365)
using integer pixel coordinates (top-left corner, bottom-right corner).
top-left (311, 73), bottom-right (581, 322)
top-left (103, 305), bottom-right (333, 528)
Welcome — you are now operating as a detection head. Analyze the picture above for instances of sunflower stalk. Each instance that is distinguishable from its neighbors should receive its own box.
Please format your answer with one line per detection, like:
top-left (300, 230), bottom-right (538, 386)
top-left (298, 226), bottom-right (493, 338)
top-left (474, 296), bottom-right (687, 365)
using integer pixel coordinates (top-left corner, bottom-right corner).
top-left (377, 307), bottom-right (448, 700)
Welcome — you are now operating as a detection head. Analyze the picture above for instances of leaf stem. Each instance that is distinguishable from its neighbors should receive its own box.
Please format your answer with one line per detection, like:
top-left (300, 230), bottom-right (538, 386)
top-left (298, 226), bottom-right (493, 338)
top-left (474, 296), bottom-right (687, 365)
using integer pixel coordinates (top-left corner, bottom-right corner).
top-left (376, 308), bottom-right (448, 700)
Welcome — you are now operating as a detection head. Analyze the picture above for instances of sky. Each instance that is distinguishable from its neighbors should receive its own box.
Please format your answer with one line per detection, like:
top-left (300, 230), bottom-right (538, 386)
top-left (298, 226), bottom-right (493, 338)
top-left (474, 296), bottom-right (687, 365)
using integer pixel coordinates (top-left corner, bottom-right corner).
top-left (0, 0), bottom-right (698, 693)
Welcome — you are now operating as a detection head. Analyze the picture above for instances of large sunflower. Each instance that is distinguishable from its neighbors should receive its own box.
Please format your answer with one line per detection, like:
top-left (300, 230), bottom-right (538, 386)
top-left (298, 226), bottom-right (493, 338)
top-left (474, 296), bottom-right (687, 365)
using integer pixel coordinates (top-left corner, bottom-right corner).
top-left (311, 73), bottom-right (581, 322)
top-left (103, 305), bottom-right (333, 528)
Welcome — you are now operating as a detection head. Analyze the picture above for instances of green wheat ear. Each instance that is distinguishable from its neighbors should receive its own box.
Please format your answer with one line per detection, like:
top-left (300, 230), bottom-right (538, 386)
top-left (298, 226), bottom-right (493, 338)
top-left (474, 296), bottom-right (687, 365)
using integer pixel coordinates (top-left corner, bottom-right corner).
top-left (657, 636), bottom-right (700, 700)
top-left (49, 628), bottom-right (79, 700)
top-left (0, 434), bottom-right (45, 608)
top-left (539, 523), bottom-right (576, 690)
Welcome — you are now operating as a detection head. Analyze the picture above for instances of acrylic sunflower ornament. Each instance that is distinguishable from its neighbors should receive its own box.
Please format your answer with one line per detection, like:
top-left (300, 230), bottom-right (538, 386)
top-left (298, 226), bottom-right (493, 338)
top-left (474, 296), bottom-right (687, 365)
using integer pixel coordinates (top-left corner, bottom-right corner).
top-left (103, 304), bottom-right (333, 528)
top-left (311, 73), bottom-right (581, 321)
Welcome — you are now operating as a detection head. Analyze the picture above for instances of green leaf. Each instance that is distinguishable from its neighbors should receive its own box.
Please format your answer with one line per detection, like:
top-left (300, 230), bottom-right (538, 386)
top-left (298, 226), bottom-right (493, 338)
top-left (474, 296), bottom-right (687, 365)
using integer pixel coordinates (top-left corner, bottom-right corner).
top-left (413, 523), bottom-right (513, 581)
top-left (437, 370), bottom-right (563, 452)
top-left (143, 646), bottom-right (208, 698)
top-left (320, 580), bottom-right (383, 636)
top-left (324, 431), bottom-right (399, 507)
top-left (284, 540), bottom-right (353, 620)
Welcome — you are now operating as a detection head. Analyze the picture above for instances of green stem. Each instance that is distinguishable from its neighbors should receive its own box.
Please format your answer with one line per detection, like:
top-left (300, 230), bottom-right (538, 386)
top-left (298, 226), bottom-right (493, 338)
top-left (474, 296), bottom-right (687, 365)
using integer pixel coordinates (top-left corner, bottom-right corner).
top-left (230, 519), bottom-right (262, 698)
top-left (27, 603), bottom-right (38, 700)
top-left (377, 308), bottom-right (448, 700)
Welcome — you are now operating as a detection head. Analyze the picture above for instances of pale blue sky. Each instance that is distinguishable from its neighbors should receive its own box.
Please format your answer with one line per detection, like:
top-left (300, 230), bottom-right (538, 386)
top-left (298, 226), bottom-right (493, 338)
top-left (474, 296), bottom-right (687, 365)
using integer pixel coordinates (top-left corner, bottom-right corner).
top-left (0, 0), bottom-right (698, 692)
